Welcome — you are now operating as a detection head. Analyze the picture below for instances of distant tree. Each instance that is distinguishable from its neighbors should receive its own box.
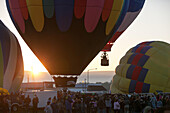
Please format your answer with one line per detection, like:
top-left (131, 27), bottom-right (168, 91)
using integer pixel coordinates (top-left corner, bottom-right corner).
top-left (96, 82), bottom-right (102, 84)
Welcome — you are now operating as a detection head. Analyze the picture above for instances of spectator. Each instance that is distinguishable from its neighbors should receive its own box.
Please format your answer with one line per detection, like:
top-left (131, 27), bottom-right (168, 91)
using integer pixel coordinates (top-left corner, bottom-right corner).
top-left (124, 96), bottom-right (130, 113)
top-left (25, 95), bottom-right (31, 113)
top-left (98, 98), bottom-right (105, 113)
top-left (133, 96), bottom-right (142, 113)
top-left (57, 99), bottom-right (65, 113)
top-left (32, 94), bottom-right (39, 113)
top-left (47, 97), bottom-right (52, 104)
top-left (52, 96), bottom-right (57, 103)
top-left (65, 96), bottom-right (72, 113)
top-left (105, 97), bottom-right (112, 113)
top-left (51, 99), bottom-right (58, 113)
top-left (114, 99), bottom-right (120, 113)
top-left (150, 95), bottom-right (157, 110)
top-left (44, 102), bottom-right (52, 113)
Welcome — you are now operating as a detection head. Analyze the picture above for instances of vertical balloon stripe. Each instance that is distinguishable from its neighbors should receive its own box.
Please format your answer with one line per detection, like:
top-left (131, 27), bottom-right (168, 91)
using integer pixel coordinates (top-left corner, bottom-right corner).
top-left (137, 55), bottom-right (149, 67)
top-left (0, 43), bottom-right (4, 87)
top-left (8, 0), bottom-right (25, 33)
top-left (135, 45), bottom-right (146, 53)
top-left (129, 80), bottom-right (137, 93)
top-left (135, 45), bottom-right (147, 53)
top-left (127, 54), bottom-right (136, 64)
top-left (118, 11), bottom-right (140, 32)
top-left (126, 65), bottom-right (135, 79)
top-left (135, 82), bottom-right (143, 93)
top-left (26, 0), bottom-right (44, 32)
top-left (74, 0), bottom-right (87, 19)
top-left (101, 0), bottom-right (114, 22)
top-left (128, 0), bottom-right (145, 12)
top-left (10, 41), bottom-right (24, 92)
top-left (106, 0), bottom-right (124, 35)
top-left (142, 83), bottom-right (150, 93)
top-left (3, 31), bottom-right (18, 91)
top-left (19, 0), bottom-right (28, 20)
top-left (54, 0), bottom-right (74, 32)
top-left (0, 21), bottom-right (11, 75)
top-left (138, 68), bottom-right (148, 82)
top-left (85, 0), bottom-right (105, 32)
top-left (113, 0), bottom-right (130, 34)
top-left (131, 54), bottom-right (144, 65)
top-left (131, 66), bottom-right (142, 80)
top-left (43, 0), bottom-right (54, 18)
top-left (12, 40), bottom-right (23, 81)
top-left (140, 46), bottom-right (152, 54)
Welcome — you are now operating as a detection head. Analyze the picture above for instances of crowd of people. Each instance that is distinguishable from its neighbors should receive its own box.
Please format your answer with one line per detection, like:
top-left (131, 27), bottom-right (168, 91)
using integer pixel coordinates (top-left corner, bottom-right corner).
top-left (0, 92), bottom-right (39, 113)
top-left (0, 90), bottom-right (170, 113)
top-left (44, 91), bottom-right (170, 113)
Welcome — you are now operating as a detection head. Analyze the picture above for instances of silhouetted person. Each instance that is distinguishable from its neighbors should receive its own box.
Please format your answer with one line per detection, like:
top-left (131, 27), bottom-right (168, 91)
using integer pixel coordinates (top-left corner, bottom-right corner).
top-left (33, 94), bottom-right (39, 113)
top-left (25, 95), bottom-right (31, 113)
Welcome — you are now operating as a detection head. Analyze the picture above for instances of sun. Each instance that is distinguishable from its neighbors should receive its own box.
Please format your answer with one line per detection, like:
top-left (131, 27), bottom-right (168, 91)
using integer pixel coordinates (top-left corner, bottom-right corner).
top-left (32, 68), bottom-right (40, 75)
top-left (31, 66), bottom-right (41, 76)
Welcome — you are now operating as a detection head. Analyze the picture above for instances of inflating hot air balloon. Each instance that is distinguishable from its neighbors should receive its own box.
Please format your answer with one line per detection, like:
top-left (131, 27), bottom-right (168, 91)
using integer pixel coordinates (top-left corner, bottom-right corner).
top-left (6, 0), bottom-right (145, 76)
top-left (0, 20), bottom-right (24, 93)
top-left (110, 41), bottom-right (170, 94)
top-left (101, 0), bottom-right (145, 66)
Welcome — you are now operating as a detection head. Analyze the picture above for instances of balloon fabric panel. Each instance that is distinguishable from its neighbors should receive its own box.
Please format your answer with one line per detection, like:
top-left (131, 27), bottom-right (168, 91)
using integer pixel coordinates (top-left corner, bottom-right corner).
top-left (106, 0), bottom-right (124, 35)
top-left (26, 0), bottom-right (44, 32)
top-left (54, 0), bottom-right (74, 32)
top-left (0, 23), bottom-right (11, 74)
top-left (102, 0), bottom-right (114, 22)
top-left (74, 0), bottom-right (87, 19)
top-left (8, 0), bottom-right (25, 33)
top-left (43, 0), bottom-right (54, 18)
top-left (3, 31), bottom-right (18, 91)
top-left (19, 0), bottom-right (29, 20)
top-left (85, 0), bottom-right (105, 33)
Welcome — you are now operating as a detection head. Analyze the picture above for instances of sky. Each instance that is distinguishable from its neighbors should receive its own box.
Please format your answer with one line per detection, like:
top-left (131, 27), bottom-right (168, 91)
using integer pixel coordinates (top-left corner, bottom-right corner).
top-left (0, 0), bottom-right (170, 82)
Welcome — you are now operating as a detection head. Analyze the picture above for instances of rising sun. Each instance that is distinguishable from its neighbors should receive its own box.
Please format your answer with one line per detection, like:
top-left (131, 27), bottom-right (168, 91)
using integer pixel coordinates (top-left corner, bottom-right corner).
top-left (31, 66), bottom-right (41, 75)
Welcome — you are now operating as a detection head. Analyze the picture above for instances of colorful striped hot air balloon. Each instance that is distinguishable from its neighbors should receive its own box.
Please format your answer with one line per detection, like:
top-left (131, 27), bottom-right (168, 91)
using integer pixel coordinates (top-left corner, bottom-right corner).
top-left (0, 20), bottom-right (24, 93)
top-left (6, 0), bottom-right (145, 75)
top-left (110, 41), bottom-right (170, 94)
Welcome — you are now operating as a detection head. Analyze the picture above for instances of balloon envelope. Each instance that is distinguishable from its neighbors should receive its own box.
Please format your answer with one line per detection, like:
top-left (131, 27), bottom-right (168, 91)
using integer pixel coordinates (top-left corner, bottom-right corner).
top-left (6, 0), bottom-right (135, 75)
top-left (0, 20), bottom-right (24, 93)
top-left (110, 41), bottom-right (170, 93)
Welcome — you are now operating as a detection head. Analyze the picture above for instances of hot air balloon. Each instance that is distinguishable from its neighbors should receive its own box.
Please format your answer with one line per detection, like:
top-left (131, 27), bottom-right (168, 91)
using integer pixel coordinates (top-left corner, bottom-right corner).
top-left (110, 41), bottom-right (170, 94)
top-left (0, 20), bottom-right (24, 93)
top-left (101, 0), bottom-right (145, 66)
top-left (6, 0), bottom-right (146, 76)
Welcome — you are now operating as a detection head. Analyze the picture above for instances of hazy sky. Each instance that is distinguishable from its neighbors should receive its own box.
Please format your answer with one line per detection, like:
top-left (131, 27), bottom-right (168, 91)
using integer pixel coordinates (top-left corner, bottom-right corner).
top-left (0, 0), bottom-right (170, 76)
